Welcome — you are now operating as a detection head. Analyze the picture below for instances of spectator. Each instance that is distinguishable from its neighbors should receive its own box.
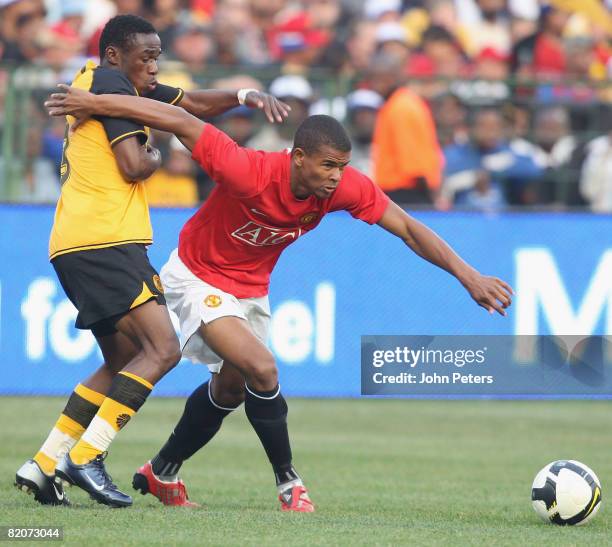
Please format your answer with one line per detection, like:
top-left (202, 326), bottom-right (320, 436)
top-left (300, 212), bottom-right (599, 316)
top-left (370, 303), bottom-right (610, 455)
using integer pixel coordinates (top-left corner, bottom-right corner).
top-left (441, 108), bottom-right (543, 210)
top-left (463, 0), bottom-right (512, 57)
top-left (50, 0), bottom-right (86, 45)
top-left (142, 0), bottom-right (182, 46)
top-left (42, 4), bottom-right (87, 70)
top-left (345, 19), bottom-right (378, 74)
top-left (213, 0), bottom-right (250, 30)
top-left (535, 37), bottom-right (600, 122)
top-left (451, 47), bottom-right (511, 104)
top-left (425, 0), bottom-right (469, 46)
top-left (1, 102), bottom-right (60, 203)
top-left (248, 74), bottom-right (313, 152)
top-left (409, 25), bottom-right (468, 79)
top-left (579, 132), bottom-right (612, 212)
top-left (238, 0), bottom-right (289, 66)
top-left (511, 4), bottom-right (571, 78)
top-left (432, 92), bottom-right (469, 146)
top-left (375, 22), bottom-right (411, 65)
top-left (218, 105), bottom-right (258, 146)
top-left (511, 106), bottom-right (576, 203)
top-left (211, 14), bottom-right (242, 66)
top-left (369, 53), bottom-right (443, 204)
top-left (474, 47), bottom-right (509, 81)
top-left (1, 8), bottom-right (47, 64)
top-left (0, 0), bottom-right (46, 46)
top-left (345, 89), bottom-right (383, 178)
top-left (268, 0), bottom-right (342, 70)
top-left (168, 22), bottom-right (214, 72)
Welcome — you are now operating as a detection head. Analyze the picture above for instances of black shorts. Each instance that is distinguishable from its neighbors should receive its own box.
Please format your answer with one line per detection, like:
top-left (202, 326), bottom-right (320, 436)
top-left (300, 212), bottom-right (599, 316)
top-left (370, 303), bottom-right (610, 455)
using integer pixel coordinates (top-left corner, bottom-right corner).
top-left (52, 243), bottom-right (166, 337)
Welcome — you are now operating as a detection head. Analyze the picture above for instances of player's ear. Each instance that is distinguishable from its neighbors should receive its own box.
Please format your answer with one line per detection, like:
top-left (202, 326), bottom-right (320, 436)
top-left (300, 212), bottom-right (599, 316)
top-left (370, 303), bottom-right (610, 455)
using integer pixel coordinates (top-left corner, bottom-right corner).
top-left (292, 148), bottom-right (305, 167)
top-left (105, 46), bottom-right (120, 66)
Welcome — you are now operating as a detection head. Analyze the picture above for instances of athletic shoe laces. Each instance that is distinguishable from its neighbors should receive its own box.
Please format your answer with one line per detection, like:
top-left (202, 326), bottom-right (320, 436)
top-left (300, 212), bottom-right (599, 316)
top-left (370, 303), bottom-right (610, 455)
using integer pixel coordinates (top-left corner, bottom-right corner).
top-left (91, 452), bottom-right (118, 490)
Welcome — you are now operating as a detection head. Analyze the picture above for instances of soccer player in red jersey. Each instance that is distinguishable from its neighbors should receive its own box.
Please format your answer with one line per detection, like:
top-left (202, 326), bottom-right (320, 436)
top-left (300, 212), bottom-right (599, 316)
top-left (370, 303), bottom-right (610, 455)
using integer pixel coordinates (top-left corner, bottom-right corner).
top-left (46, 86), bottom-right (513, 512)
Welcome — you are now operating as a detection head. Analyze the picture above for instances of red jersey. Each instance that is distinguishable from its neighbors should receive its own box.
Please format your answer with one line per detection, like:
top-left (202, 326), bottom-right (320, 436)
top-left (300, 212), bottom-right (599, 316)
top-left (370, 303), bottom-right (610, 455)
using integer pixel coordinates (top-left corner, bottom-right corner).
top-left (178, 124), bottom-right (390, 298)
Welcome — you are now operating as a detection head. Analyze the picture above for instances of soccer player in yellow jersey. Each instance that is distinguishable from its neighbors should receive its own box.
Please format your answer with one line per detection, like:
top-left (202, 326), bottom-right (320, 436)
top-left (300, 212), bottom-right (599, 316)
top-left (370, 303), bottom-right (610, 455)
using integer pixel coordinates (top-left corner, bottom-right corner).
top-left (15, 15), bottom-right (289, 508)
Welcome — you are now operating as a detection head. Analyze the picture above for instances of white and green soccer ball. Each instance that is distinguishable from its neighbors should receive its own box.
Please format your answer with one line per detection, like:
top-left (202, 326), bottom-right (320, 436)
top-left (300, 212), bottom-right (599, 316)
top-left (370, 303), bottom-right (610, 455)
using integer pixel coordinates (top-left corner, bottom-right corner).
top-left (531, 460), bottom-right (602, 525)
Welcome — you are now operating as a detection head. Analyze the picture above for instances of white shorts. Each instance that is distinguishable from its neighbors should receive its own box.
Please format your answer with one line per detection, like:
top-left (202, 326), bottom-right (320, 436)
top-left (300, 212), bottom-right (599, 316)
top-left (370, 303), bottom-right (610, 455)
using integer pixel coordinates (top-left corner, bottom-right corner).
top-left (160, 248), bottom-right (270, 373)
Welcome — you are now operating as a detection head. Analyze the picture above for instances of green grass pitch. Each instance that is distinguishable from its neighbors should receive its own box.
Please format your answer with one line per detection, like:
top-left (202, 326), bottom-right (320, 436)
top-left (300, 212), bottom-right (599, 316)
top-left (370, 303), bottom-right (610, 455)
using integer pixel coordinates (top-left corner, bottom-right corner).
top-left (1, 396), bottom-right (610, 546)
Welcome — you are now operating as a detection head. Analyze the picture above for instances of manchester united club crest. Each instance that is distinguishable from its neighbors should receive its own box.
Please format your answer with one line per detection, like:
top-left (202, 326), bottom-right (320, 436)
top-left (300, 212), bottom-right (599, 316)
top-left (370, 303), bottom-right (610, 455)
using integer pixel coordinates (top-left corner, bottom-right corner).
top-left (152, 274), bottom-right (164, 293)
top-left (300, 212), bottom-right (318, 225)
top-left (204, 294), bottom-right (222, 308)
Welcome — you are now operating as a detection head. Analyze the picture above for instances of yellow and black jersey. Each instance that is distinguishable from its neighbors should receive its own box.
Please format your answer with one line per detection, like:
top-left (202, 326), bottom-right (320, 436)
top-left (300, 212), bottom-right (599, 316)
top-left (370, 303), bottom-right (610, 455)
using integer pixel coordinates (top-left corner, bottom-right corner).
top-left (49, 60), bottom-right (184, 260)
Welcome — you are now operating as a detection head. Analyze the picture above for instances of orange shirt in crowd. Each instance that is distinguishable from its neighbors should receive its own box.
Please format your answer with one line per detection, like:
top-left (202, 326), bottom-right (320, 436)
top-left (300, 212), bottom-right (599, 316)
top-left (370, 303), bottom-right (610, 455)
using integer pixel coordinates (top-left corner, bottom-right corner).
top-left (372, 87), bottom-right (443, 192)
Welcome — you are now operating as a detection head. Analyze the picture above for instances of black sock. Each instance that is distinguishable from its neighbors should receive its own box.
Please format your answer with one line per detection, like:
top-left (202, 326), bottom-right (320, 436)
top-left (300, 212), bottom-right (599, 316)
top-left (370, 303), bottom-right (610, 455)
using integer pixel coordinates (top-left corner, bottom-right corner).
top-left (151, 380), bottom-right (236, 476)
top-left (244, 384), bottom-right (300, 486)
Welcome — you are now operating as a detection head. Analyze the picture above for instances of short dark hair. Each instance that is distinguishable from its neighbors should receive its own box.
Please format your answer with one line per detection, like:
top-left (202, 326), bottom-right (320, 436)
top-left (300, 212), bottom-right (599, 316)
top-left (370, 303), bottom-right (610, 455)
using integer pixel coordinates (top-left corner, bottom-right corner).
top-left (99, 15), bottom-right (157, 61)
top-left (422, 25), bottom-right (456, 46)
top-left (471, 106), bottom-right (504, 125)
top-left (293, 115), bottom-right (352, 155)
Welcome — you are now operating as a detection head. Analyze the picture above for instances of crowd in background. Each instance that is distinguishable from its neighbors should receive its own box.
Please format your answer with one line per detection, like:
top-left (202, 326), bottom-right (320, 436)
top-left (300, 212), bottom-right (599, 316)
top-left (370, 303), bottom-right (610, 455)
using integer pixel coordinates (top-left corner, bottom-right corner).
top-left (0, 0), bottom-right (611, 211)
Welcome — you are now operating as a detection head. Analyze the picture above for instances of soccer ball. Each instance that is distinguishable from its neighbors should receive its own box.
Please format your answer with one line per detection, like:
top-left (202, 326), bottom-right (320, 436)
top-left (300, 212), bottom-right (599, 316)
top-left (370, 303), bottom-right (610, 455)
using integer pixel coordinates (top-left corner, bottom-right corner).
top-left (531, 460), bottom-right (602, 525)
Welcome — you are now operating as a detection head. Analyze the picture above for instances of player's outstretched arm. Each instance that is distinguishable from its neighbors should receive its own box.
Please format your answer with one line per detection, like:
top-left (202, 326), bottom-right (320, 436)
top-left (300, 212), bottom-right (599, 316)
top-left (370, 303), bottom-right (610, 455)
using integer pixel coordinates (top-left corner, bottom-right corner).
top-left (179, 89), bottom-right (291, 123)
top-left (46, 84), bottom-right (205, 151)
top-left (377, 201), bottom-right (514, 316)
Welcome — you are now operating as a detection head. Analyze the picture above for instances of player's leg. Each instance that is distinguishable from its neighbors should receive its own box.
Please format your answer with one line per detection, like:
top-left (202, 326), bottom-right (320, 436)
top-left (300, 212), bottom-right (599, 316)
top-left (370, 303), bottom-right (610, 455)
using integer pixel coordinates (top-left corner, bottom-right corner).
top-left (201, 317), bottom-right (314, 512)
top-left (58, 300), bottom-right (180, 507)
top-left (15, 329), bottom-right (139, 506)
top-left (34, 329), bottom-right (141, 469)
top-left (133, 362), bottom-right (244, 506)
top-left (129, 248), bottom-right (310, 510)
top-left (152, 361), bottom-right (244, 476)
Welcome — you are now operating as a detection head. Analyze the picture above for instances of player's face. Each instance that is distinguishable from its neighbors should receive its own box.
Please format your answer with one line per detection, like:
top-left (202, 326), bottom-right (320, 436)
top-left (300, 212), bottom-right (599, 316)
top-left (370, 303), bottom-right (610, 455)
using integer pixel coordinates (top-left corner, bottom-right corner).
top-left (118, 33), bottom-right (162, 95)
top-left (293, 144), bottom-right (351, 200)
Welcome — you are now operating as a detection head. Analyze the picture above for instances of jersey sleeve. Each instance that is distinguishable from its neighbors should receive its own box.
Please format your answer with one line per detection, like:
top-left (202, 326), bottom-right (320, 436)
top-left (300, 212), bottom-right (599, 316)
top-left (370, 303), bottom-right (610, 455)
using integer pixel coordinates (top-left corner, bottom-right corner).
top-left (90, 68), bottom-right (147, 147)
top-left (190, 123), bottom-right (269, 198)
top-left (331, 166), bottom-right (390, 224)
top-left (144, 84), bottom-right (184, 105)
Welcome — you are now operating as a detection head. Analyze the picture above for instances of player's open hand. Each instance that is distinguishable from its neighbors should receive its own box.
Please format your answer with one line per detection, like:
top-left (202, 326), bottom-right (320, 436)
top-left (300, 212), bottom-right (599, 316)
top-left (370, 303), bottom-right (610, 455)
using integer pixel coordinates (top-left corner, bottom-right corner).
top-left (244, 91), bottom-right (291, 123)
top-left (461, 272), bottom-right (514, 316)
top-left (45, 84), bottom-right (97, 129)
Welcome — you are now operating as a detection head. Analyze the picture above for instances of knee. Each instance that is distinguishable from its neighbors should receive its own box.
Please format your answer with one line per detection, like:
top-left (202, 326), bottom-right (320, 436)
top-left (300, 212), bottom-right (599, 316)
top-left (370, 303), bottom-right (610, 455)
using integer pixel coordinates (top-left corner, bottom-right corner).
top-left (245, 350), bottom-right (278, 391)
top-left (152, 338), bottom-right (182, 374)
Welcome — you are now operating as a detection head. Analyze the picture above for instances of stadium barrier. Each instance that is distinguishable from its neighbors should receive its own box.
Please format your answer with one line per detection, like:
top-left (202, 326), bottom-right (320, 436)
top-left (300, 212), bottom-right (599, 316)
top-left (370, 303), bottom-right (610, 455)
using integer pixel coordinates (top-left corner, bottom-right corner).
top-left (0, 204), bottom-right (610, 397)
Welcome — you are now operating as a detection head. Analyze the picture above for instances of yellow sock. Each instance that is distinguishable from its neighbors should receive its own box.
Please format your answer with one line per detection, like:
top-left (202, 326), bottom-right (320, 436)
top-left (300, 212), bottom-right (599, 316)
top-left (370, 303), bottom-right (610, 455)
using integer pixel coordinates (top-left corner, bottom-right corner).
top-left (33, 384), bottom-right (105, 475)
top-left (70, 372), bottom-right (152, 465)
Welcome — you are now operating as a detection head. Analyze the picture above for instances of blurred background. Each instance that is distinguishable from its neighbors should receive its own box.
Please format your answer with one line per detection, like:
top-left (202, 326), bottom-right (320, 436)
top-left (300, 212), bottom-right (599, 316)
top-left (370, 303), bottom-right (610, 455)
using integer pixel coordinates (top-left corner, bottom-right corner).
top-left (0, 0), bottom-right (610, 212)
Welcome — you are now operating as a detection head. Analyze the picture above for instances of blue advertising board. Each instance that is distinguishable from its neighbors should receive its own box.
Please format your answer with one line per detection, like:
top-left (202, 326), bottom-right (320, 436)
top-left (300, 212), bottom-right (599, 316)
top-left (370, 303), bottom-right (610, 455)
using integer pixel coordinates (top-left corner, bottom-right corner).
top-left (0, 204), bottom-right (610, 397)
